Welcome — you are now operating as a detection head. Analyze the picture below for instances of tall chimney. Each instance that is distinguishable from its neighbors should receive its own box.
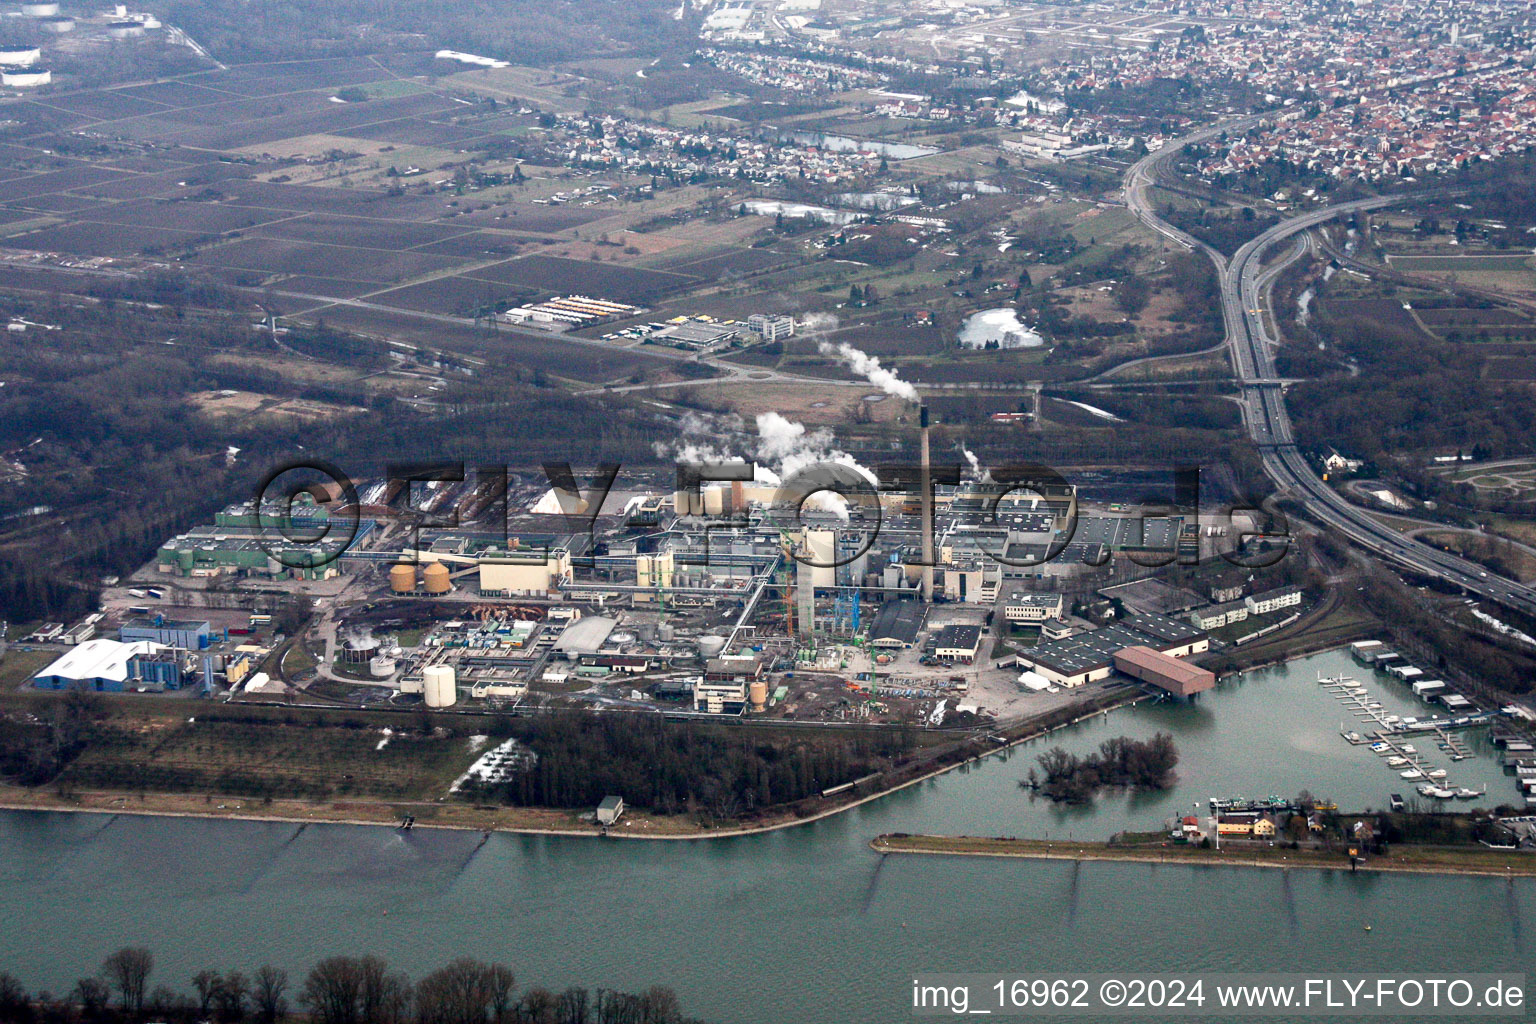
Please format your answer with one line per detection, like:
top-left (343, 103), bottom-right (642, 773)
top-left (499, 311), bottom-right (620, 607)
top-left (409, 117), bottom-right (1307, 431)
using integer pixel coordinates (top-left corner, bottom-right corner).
top-left (920, 405), bottom-right (934, 603)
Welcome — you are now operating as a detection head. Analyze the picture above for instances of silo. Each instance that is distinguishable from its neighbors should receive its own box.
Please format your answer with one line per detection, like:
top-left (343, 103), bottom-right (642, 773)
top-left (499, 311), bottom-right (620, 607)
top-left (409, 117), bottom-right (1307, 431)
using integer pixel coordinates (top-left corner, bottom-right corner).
top-left (369, 655), bottom-right (397, 679)
top-left (749, 680), bottom-right (768, 712)
top-left (0, 48), bottom-right (41, 66)
top-left (178, 548), bottom-right (195, 573)
top-left (703, 485), bottom-right (724, 516)
top-left (389, 563), bottom-right (417, 594)
top-left (423, 664), bottom-right (457, 707)
top-left (423, 562), bottom-right (452, 595)
top-left (39, 16), bottom-right (73, 32)
top-left (657, 622), bottom-right (675, 643)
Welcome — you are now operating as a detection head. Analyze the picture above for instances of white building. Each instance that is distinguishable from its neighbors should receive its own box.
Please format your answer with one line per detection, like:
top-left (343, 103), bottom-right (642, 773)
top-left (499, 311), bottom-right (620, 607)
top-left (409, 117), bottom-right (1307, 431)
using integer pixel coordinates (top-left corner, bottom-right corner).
top-left (747, 313), bottom-right (795, 341)
top-left (1244, 585), bottom-right (1303, 615)
top-left (1003, 592), bottom-right (1064, 623)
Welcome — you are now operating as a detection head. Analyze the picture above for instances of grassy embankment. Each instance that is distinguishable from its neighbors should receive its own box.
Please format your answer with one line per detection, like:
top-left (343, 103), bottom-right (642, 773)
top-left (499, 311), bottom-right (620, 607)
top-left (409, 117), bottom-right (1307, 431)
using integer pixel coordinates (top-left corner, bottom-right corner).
top-left (871, 833), bottom-right (1536, 878)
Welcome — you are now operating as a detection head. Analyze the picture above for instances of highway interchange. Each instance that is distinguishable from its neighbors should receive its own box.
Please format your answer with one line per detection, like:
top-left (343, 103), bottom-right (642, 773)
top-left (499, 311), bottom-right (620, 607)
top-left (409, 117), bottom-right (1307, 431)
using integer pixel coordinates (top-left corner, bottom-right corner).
top-left (1125, 124), bottom-right (1536, 619)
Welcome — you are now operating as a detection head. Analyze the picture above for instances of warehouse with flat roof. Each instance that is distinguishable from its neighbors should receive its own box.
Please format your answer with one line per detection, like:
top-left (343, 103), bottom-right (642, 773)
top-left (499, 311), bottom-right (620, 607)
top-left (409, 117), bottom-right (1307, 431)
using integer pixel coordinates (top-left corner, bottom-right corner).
top-left (1113, 645), bottom-right (1215, 698)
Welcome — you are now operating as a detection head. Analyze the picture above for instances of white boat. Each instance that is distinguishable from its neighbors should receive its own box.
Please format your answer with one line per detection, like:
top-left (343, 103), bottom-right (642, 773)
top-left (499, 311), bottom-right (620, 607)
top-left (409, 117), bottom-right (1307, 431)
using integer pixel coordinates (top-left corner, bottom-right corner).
top-left (1454, 787), bottom-right (1483, 800)
top-left (1402, 744), bottom-right (1417, 754)
top-left (1369, 742), bottom-right (1389, 752)
top-left (1429, 787), bottom-right (1456, 799)
top-left (1400, 769), bottom-right (1424, 780)
top-left (1417, 783), bottom-right (1438, 797)
top-left (1386, 756), bottom-right (1409, 767)
top-left (1426, 768), bottom-right (1448, 780)
top-left (1384, 715), bottom-right (1401, 724)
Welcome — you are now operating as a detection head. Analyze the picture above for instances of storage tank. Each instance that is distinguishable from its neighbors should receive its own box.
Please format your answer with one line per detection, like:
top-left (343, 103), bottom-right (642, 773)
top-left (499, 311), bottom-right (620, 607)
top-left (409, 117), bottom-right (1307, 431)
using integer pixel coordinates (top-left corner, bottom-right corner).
top-left (369, 655), bottom-right (397, 679)
top-left (699, 635), bottom-right (727, 660)
top-left (2, 67), bottom-right (49, 87)
top-left (389, 563), bottom-right (417, 594)
top-left (657, 622), bottom-right (675, 642)
top-left (22, 2), bottom-right (59, 16)
top-left (423, 664), bottom-right (456, 707)
top-left (39, 16), bottom-right (74, 32)
top-left (107, 20), bottom-right (145, 38)
top-left (423, 561), bottom-right (452, 595)
top-left (749, 680), bottom-right (768, 712)
top-left (0, 47), bottom-right (41, 66)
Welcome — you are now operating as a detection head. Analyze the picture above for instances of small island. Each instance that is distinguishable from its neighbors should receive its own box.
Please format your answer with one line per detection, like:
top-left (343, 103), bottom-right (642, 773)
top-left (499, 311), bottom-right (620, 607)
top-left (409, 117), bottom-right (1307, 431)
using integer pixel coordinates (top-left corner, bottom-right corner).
top-left (1023, 733), bottom-right (1179, 803)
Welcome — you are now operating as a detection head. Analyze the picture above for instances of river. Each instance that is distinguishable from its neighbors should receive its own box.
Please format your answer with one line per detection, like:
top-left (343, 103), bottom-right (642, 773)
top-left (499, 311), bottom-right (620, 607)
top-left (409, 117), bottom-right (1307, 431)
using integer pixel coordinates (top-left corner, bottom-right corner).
top-left (0, 649), bottom-right (1529, 1022)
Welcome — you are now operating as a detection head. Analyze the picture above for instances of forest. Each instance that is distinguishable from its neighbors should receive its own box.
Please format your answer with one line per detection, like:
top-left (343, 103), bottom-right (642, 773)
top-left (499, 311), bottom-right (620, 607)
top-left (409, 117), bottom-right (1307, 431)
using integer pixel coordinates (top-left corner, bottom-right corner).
top-left (0, 948), bottom-right (706, 1024)
top-left (469, 714), bottom-right (919, 820)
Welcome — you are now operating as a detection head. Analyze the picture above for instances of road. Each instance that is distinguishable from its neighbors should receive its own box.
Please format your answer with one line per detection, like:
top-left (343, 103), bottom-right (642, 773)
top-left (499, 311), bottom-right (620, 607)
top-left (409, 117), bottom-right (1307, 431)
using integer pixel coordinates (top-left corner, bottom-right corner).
top-left (1126, 123), bottom-right (1536, 619)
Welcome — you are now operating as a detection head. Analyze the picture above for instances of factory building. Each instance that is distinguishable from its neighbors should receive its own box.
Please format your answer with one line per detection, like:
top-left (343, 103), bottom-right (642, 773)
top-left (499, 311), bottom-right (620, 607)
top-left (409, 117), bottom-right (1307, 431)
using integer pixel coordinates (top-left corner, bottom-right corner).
top-left (157, 502), bottom-right (374, 581)
top-left (1003, 592), bottom-right (1063, 624)
top-left (1017, 614), bottom-right (1209, 688)
top-left (120, 617), bottom-right (212, 650)
top-left (499, 295), bottom-right (640, 327)
top-left (933, 624), bottom-right (982, 664)
top-left (650, 320), bottom-right (741, 349)
top-left (870, 600), bottom-right (924, 648)
top-left (747, 313), bottom-right (795, 341)
top-left (32, 638), bottom-right (192, 692)
top-left (1113, 646), bottom-right (1216, 698)
top-left (476, 548), bottom-right (572, 596)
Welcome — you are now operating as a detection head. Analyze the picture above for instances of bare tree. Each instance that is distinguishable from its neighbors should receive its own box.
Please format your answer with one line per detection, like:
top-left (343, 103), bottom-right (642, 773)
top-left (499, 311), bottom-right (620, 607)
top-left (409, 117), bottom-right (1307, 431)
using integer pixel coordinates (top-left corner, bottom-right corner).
top-left (486, 965), bottom-right (515, 1024)
top-left (254, 965), bottom-right (289, 1024)
top-left (73, 977), bottom-right (111, 1021)
top-left (0, 973), bottom-right (31, 1023)
top-left (102, 947), bottom-right (153, 1018)
top-left (302, 958), bottom-right (363, 1024)
top-left (218, 970), bottom-right (250, 1022)
top-left (194, 969), bottom-right (224, 1019)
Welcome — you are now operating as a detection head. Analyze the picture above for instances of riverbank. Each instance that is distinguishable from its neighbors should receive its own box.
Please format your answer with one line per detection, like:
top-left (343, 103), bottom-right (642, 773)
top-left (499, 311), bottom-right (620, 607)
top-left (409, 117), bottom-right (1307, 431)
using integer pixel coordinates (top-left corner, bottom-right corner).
top-left (0, 689), bottom-right (1145, 840)
top-left (870, 833), bottom-right (1536, 878)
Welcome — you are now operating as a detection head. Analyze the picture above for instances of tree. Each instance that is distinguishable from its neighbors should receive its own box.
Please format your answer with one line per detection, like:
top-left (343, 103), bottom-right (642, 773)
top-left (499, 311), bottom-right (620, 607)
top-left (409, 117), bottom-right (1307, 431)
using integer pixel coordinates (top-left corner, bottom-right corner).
top-left (195, 970), bottom-right (224, 1019)
top-left (218, 970), bottom-right (250, 1023)
top-left (0, 973), bottom-right (32, 1024)
top-left (254, 966), bottom-right (289, 1024)
top-left (74, 977), bottom-right (111, 1021)
top-left (103, 947), bottom-right (153, 1018)
top-left (302, 959), bottom-right (362, 1024)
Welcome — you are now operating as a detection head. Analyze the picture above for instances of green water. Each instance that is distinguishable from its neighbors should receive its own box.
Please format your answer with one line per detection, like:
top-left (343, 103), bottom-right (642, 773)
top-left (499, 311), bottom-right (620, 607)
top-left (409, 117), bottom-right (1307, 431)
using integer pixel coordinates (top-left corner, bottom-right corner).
top-left (0, 649), bottom-right (1529, 1022)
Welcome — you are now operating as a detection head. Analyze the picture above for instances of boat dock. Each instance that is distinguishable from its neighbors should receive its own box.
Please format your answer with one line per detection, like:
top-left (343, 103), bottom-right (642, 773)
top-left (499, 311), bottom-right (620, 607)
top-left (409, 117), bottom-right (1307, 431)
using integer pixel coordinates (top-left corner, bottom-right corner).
top-left (1321, 673), bottom-right (1470, 800)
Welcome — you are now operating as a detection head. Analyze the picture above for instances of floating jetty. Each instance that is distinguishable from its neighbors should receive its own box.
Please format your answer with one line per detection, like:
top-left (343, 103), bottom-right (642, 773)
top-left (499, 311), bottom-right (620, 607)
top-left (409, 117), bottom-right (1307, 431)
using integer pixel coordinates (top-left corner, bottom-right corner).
top-left (1320, 673), bottom-right (1468, 798)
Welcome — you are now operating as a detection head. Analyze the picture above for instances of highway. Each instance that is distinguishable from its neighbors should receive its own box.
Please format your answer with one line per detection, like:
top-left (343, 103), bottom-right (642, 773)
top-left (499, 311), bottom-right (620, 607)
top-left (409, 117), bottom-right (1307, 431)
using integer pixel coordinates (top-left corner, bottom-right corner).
top-left (1126, 125), bottom-right (1536, 618)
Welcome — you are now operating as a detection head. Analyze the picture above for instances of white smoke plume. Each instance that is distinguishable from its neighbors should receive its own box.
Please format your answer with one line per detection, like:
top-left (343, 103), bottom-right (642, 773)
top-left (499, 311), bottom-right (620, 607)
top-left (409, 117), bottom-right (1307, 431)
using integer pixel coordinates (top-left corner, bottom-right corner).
top-left (961, 447), bottom-right (990, 482)
top-left (817, 341), bottom-right (919, 402)
top-left (798, 311), bottom-right (839, 336)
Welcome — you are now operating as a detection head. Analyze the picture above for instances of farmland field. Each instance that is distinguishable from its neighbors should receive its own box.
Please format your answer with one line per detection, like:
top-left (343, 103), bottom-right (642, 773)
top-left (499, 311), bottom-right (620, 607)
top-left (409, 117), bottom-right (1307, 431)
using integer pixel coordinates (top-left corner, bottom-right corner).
top-left (1387, 253), bottom-right (1535, 272)
top-left (467, 255), bottom-right (699, 303)
top-left (369, 276), bottom-right (536, 315)
top-left (188, 237), bottom-right (463, 284)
